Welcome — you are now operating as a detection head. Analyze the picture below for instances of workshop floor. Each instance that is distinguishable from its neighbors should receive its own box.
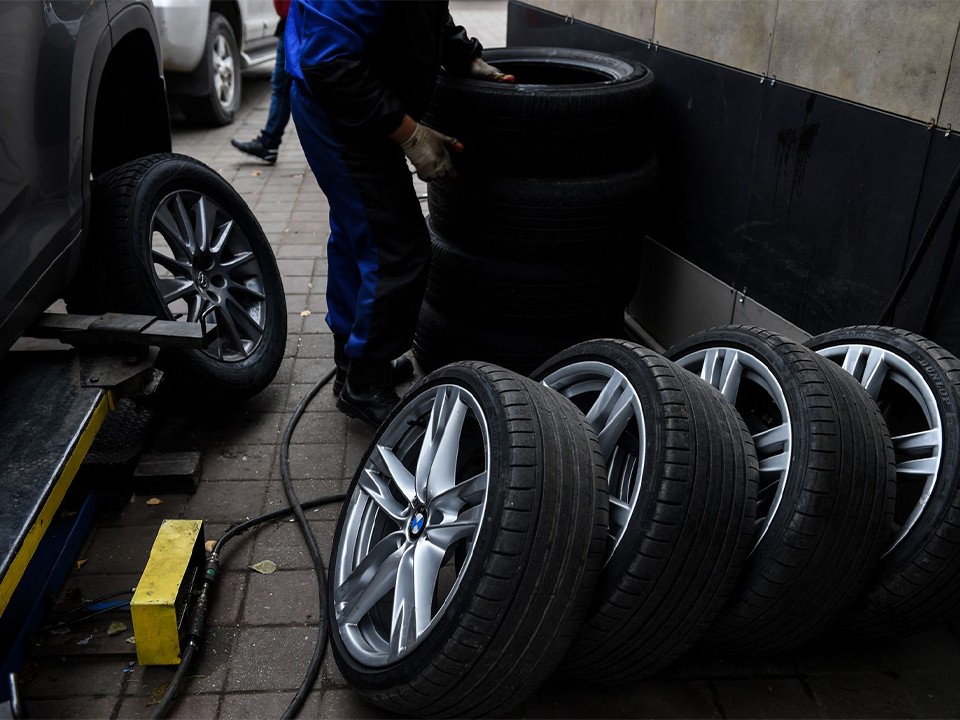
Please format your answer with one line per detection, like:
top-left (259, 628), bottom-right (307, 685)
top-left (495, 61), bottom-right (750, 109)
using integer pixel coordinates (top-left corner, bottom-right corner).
top-left (19, 2), bottom-right (960, 718)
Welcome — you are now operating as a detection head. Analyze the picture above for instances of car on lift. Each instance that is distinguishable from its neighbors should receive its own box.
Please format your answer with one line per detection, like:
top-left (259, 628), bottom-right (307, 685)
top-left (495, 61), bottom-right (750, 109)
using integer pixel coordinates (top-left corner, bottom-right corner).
top-left (0, 0), bottom-right (286, 401)
top-left (153, 0), bottom-right (280, 125)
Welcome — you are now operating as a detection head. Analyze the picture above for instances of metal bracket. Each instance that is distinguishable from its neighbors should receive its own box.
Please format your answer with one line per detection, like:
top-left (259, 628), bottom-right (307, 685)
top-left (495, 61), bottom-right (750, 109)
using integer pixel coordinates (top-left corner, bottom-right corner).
top-left (26, 313), bottom-right (216, 349)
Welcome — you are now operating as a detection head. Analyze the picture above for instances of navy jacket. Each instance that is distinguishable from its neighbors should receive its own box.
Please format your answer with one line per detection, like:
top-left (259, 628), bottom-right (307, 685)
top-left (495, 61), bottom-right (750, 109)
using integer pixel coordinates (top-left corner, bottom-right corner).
top-left (286, 0), bottom-right (481, 136)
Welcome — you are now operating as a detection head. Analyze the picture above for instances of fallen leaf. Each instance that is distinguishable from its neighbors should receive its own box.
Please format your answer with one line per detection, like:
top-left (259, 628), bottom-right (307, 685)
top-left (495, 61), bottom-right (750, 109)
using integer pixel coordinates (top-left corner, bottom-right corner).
top-left (250, 559), bottom-right (277, 575)
top-left (75, 559), bottom-right (87, 570)
top-left (300, 309), bottom-right (311, 317)
top-left (204, 540), bottom-right (217, 553)
top-left (125, 636), bottom-right (137, 645)
top-left (146, 498), bottom-right (163, 506)
top-left (77, 634), bottom-right (93, 646)
top-left (147, 682), bottom-right (170, 706)
top-left (107, 621), bottom-right (128, 637)
top-left (251, 170), bottom-right (262, 177)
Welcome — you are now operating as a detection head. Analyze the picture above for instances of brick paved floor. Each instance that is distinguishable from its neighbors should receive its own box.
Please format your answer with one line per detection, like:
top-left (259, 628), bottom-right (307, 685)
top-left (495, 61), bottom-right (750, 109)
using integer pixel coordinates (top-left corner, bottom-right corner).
top-left (18, 2), bottom-right (960, 717)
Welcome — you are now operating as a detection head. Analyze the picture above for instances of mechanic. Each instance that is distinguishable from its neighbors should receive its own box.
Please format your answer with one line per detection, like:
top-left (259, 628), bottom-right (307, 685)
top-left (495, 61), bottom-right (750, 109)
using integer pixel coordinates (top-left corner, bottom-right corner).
top-left (286, 0), bottom-right (513, 427)
top-left (232, 0), bottom-right (292, 163)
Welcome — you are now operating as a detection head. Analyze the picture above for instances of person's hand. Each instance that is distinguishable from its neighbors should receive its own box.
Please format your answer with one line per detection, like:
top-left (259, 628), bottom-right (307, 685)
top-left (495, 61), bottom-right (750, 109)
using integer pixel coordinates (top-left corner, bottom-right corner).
top-left (468, 57), bottom-right (515, 82)
top-left (398, 122), bottom-right (463, 181)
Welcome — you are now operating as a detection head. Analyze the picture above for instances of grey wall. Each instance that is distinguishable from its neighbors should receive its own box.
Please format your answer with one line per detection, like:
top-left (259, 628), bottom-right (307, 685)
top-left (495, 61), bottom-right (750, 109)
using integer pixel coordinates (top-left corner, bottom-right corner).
top-left (524, 0), bottom-right (960, 128)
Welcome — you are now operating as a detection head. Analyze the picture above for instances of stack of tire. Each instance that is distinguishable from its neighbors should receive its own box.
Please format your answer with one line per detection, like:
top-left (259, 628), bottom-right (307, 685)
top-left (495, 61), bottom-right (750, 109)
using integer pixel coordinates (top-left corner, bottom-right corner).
top-left (326, 324), bottom-right (960, 717)
top-left (414, 47), bottom-right (657, 374)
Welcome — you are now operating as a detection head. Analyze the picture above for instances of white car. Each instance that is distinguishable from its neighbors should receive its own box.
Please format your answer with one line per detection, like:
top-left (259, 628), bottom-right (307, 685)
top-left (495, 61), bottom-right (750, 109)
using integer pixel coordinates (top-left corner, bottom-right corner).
top-left (153, 0), bottom-right (280, 125)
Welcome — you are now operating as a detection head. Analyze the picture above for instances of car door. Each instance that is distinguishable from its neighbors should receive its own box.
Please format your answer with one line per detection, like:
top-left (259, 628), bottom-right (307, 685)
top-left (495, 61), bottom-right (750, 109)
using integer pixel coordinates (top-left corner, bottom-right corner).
top-left (241, 0), bottom-right (275, 45)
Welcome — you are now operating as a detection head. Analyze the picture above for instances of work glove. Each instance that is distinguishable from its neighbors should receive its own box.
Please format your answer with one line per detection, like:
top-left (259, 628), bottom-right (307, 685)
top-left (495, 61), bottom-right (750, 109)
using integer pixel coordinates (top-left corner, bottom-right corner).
top-left (399, 123), bottom-right (462, 182)
top-left (468, 57), bottom-right (515, 82)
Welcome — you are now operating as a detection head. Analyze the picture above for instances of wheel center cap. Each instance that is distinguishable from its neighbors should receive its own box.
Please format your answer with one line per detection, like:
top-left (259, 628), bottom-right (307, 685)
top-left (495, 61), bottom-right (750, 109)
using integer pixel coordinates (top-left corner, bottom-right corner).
top-left (408, 510), bottom-right (426, 538)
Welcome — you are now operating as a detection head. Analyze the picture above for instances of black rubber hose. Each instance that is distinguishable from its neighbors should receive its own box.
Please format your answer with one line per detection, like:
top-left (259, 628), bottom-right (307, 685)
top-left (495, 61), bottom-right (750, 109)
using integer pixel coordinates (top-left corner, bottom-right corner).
top-left (151, 367), bottom-right (346, 719)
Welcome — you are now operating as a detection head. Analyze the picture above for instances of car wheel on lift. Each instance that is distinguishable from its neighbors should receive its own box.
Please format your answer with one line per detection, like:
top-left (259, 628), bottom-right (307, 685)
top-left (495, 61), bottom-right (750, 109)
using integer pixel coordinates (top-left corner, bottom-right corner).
top-left (667, 325), bottom-right (896, 654)
top-left (532, 339), bottom-right (758, 681)
top-left (328, 362), bottom-right (608, 717)
top-left (83, 153), bottom-right (286, 403)
top-left (809, 325), bottom-right (960, 637)
top-left (179, 12), bottom-right (241, 126)
top-left (424, 46), bottom-right (654, 175)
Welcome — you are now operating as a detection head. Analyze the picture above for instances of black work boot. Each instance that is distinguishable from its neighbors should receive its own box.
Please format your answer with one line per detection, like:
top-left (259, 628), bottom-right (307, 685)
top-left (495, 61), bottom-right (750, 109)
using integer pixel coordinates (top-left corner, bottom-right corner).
top-left (332, 335), bottom-right (415, 396)
top-left (230, 137), bottom-right (278, 164)
top-left (336, 359), bottom-right (401, 428)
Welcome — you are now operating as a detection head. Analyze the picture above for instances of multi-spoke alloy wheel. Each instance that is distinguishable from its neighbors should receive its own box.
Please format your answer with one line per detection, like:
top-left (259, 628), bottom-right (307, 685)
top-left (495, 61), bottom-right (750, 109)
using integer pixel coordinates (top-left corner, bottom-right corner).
top-left (532, 340), bottom-right (757, 682)
top-left (88, 153), bottom-right (285, 401)
top-left (667, 325), bottom-right (894, 655)
top-left (809, 325), bottom-right (960, 637)
top-left (180, 13), bottom-right (241, 126)
top-left (329, 362), bottom-right (608, 717)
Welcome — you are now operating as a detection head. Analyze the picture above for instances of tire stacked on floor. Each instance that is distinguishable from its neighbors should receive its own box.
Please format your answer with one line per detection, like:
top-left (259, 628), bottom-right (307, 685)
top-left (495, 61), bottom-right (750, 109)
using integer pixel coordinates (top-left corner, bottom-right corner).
top-left (327, 325), bottom-right (960, 716)
top-left (414, 47), bottom-right (657, 374)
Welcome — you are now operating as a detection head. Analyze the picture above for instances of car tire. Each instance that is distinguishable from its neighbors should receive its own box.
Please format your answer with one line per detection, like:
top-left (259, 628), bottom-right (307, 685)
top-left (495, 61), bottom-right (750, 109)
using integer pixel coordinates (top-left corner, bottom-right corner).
top-left (533, 340), bottom-right (758, 681)
top-left (809, 325), bottom-right (960, 637)
top-left (424, 47), bottom-right (654, 176)
top-left (180, 13), bottom-right (240, 127)
top-left (328, 361), bottom-right (608, 717)
top-left (667, 325), bottom-right (896, 654)
top-left (81, 153), bottom-right (286, 402)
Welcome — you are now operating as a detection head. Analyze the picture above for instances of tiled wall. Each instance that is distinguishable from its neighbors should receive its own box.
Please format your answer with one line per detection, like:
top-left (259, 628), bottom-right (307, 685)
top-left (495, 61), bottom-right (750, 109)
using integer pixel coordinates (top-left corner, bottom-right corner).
top-left (525, 0), bottom-right (960, 127)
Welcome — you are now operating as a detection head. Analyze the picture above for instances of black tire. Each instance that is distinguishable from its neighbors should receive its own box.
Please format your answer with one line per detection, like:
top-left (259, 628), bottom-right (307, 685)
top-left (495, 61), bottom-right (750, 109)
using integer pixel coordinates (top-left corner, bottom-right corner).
top-left (179, 13), bottom-right (241, 126)
top-left (532, 340), bottom-right (758, 681)
top-left (424, 47), bottom-right (654, 175)
top-left (328, 362), bottom-right (608, 717)
top-left (427, 160), bottom-right (656, 260)
top-left (82, 153), bottom-right (286, 402)
top-left (667, 326), bottom-right (895, 654)
top-left (808, 325), bottom-right (960, 637)
top-left (413, 299), bottom-right (622, 375)
top-left (425, 228), bottom-right (626, 332)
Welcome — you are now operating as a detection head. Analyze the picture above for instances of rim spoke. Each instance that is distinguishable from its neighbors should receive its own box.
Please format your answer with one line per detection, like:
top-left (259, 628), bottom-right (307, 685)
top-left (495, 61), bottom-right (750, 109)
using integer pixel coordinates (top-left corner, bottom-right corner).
top-left (221, 249), bottom-right (256, 273)
top-left (892, 429), bottom-right (940, 455)
top-left (754, 422), bottom-right (789, 452)
top-left (429, 471), bottom-right (486, 523)
top-left (225, 296), bottom-right (263, 335)
top-left (717, 350), bottom-right (743, 403)
top-left (595, 388), bottom-right (635, 462)
top-left (227, 280), bottom-right (266, 301)
top-left (843, 347), bottom-right (889, 400)
top-left (215, 305), bottom-right (244, 354)
top-left (426, 504), bottom-right (481, 551)
top-left (608, 497), bottom-right (630, 531)
top-left (416, 388), bottom-right (465, 502)
top-left (358, 470), bottom-right (408, 525)
top-left (897, 456), bottom-right (939, 476)
top-left (336, 532), bottom-right (405, 624)
top-left (152, 250), bottom-right (192, 277)
top-left (584, 373), bottom-right (625, 427)
top-left (376, 445), bottom-right (417, 503)
top-left (759, 451), bottom-right (789, 474)
top-left (700, 348), bottom-right (721, 385)
top-left (157, 277), bottom-right (197, 305)
top-left (193, 195), bottom-right (216, 253)
top-left (412, 541), bottom-right (445, 636)
top-left (210, 219), bottom-right (233, 256)
top-left (388, 544), bottom-right (418, 660)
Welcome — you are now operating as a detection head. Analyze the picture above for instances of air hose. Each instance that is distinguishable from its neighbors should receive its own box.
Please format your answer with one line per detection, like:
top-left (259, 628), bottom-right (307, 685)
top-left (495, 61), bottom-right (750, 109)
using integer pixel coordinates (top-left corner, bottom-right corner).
top-left (150, 367), bottom-right (345, 719)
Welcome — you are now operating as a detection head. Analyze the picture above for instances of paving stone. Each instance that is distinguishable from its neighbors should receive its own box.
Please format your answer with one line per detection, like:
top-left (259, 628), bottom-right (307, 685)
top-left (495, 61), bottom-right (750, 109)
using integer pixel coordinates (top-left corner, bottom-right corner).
top-left (208, 570), bottom-right (248, 626)
top-left (243, 569), bottom-right (323, 625)
top-left (322, 652), bottom-right (348, 689)
top-left (205, 411), bottom-right (284, 446)
top-left (296, 333), bottom-right (336, 359)
top-left (794, 635), bottom-right (891, 675)
top-left (286, 384), bottom-right (341, 413)
top-left (252, 520), bottom-right (338, 569)
top-left (205, 522), bottom-right (258, 568)
top-left (280, 443), bottom-right (347, 482)
top-left (227, 626), bottom-right (319, 691)
top-left (241, 382), bottom-right (290, 413)
top-left (881, 625), bottom-right (960, 673)
top-left (124, 626), bottom-right (236, 697)
top-left (265, 480), bottom-right (348, 518)
top-left (182, 479), bottom-right (269, 521)
top-left (24, 696), bottom-right (119, 719)
top-left (23, 656), bottom-right (128, 699)
top-left (806, 672), bottom-right (920, 718)
top-left (289, 411), bottom-right (347, 446)
top-left (279, 259), bottom-right (318, 277)
top-left (220, 690), bottom-right (325, 718)
top-left (76, 525), bottom-right (161, 575)
top-left (524, 678), bottom-right (721, 719)
top-left (97, 493), bottom-right (191, 528)
top-left (713, 677), bottom-right (817, 719)
top-left (117, 691), bottom-right (220, 718)
top-left (318, 688), bottom-right (397, 719)
top-left (900, 672), bottom-right (960, 718)
top-left (699, 648), bottom-right (796, 677)
top-left (200, 445), bottom-right (276, 481)
top-left (293, 357), bottom-right (339, 384)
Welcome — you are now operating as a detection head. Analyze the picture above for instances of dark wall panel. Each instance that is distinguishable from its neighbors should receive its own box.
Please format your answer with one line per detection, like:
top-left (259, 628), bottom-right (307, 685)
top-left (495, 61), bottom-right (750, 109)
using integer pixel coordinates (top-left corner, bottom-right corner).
top-left (508, 1), bottom-right (960, 357)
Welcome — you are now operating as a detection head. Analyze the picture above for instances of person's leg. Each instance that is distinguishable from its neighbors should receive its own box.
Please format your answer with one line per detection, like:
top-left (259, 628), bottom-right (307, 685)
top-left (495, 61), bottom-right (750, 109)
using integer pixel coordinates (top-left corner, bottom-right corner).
top-left (260, 37), bottom-right (292, 149)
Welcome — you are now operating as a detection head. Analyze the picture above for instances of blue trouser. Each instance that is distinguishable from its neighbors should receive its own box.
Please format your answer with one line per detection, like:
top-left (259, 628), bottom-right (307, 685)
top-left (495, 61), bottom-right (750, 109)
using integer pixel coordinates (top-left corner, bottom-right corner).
top-left (260, 38), bottom-right (292, 149)
top-left (290, 82), bottom-right (430, 361)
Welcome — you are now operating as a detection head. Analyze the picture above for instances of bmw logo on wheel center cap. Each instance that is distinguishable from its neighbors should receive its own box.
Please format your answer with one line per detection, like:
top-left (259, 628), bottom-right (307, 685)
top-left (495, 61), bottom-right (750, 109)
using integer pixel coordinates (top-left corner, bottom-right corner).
top-left (409, 511), bottom-right (426, 538)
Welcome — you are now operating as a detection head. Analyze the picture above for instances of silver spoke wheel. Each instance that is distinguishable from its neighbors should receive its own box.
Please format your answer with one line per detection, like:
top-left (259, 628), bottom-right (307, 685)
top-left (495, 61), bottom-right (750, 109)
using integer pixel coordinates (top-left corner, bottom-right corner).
top-left (816, 343), bottom-right (943, 552)
top-left (333, 384), bottom-right (490, 667)
top-left (675, 347), bottom-right (792, 548)
top-left (150, 190), bottom-right (266, 362)
top-left (212, 32), bottom-right (235, 109)
top-left (541, 361), bottom-right (643, 561)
